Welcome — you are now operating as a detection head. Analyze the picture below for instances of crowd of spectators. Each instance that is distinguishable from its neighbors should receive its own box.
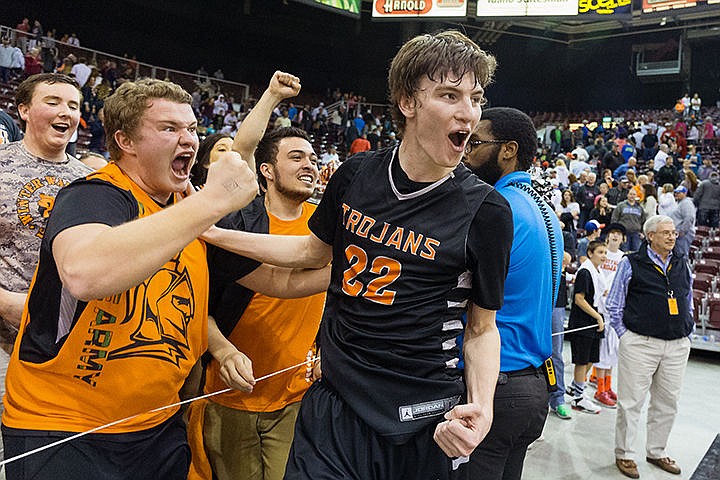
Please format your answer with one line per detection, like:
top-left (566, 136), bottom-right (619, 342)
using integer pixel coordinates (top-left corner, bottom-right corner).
top-left (2, 16), bottom-right (720, 480)
top-left (2, 16), bottom-right (720, 202)
top-left (536, 113), bottom-right (720, 261)
top-left (186, 80), bottom-right (403, 191)
top-left (1, 17), bottom-right (146, 158)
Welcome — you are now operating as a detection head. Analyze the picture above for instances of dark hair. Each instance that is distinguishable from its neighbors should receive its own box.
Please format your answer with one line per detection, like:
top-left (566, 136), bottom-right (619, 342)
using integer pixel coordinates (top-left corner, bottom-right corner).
top-left (587, 240), bottom-right (607, 255)
top-left (643, 183), bottom-right (657, 200)
top-left (560, 189), bottom-right (575, 207)
top-left (190, 133), bottom-right (232, 187)
top-left (388, 30), bottom-right (496, 136)
top-left (255, 127), bottom-right (311, 189)
top-left (15, 73), bottom-right (81, 130)
top-left (480, 107), bottom-right (538, 171)
top-left (560, 212), bottom-right (575, 232)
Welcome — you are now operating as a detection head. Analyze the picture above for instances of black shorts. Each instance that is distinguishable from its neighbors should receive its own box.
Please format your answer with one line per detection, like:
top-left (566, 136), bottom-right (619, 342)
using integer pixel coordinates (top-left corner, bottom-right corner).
top-left (570, 335), bottom-right (600, 365)
top-left (284, 380), bottom-right (456, 480)
top-left (2, 412), bottom-right (189, 480)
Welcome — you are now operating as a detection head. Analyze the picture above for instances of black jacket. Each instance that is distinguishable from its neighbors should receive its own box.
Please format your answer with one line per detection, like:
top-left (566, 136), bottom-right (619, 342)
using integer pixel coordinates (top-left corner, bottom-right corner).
top-left (623, 243), bottom-right (693, 340)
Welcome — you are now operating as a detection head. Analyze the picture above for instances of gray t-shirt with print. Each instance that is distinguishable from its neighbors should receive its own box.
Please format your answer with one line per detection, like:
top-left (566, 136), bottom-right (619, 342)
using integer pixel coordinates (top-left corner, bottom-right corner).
top-left (0, 141), bottom-right (92, 330)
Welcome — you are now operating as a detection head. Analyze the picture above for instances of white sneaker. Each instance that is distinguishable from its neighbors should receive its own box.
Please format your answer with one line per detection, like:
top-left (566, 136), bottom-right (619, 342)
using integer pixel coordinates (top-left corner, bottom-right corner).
top-left (571, 397), bottom-right (601, 414)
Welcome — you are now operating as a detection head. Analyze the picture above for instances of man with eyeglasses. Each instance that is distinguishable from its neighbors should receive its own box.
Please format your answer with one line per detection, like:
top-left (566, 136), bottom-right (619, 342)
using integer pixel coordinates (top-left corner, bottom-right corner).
top-left (461, 107), bottom-right (563, 480)
top-left (606, 215), bottom-right (693, 478)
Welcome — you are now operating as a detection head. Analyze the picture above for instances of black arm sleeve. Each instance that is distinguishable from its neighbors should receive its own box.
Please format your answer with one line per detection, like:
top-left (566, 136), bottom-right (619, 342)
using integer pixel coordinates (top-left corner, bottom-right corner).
top-left (467, 190), bottom-right (514, 310)
top-left (206, 211), bottom-right (263, 318)
top-left (44, 179), bottom-right (138, 246)
top-left (209, 212), bottom-right (263, 286)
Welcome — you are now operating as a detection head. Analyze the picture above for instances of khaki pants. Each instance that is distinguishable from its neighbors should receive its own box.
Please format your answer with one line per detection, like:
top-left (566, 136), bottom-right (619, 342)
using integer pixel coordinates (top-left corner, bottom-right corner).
top-left (615, 330), bottom-right (691, 460)
top-left (203, 401), bottom-right (301, 480)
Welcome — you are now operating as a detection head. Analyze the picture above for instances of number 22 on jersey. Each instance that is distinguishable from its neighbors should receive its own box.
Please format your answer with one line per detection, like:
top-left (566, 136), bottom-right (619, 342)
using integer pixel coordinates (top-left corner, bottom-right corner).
top-left (342, 244), bottom-right (401, 305)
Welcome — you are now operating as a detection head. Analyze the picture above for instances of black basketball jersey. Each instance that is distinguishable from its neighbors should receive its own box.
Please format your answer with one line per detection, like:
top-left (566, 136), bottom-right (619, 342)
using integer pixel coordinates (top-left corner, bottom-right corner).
top-left (309, 147), bottom-right (497, 443)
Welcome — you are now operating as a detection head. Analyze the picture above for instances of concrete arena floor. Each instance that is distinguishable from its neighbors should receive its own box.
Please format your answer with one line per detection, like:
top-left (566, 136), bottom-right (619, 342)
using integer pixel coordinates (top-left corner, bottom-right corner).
top-left (523, 346), bottom-right (720, 480)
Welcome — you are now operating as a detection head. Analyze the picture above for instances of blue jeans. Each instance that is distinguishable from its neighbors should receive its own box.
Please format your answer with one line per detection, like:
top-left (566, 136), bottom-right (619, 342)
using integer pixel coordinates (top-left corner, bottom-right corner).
top-left (0, 66), bottom-right (10, 84)
top-left (675, 232), bottom-right (693, 258)
top-left (622, 231), bottom-right (642, 252)
top-left (698, 209), bottom-right (719, 228)
top-left (643, 147), bottom-right (657, 162)
top-left (550, 141), bottom-right (561, 156)
top-left (549, 307), bottom-right (567, 409)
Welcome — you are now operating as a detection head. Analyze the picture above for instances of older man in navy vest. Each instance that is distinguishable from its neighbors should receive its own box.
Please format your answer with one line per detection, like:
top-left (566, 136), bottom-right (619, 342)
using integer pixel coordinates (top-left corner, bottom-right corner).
top-left (606, 215), bottom-right (692, 479)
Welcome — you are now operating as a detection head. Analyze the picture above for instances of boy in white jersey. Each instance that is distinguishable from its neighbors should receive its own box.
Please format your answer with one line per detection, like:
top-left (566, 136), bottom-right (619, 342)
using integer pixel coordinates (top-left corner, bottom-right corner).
top-left (593, 223), bottom-right (626, 407)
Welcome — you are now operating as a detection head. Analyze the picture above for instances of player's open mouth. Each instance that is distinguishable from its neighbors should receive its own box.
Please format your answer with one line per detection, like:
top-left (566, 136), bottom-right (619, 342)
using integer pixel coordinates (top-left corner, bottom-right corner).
top-left (448, 130), bottom-right (470, 148)
top-left (172, 152), bottom-right (193, 176)
top-left (51, 123), bottom-right (70, 133)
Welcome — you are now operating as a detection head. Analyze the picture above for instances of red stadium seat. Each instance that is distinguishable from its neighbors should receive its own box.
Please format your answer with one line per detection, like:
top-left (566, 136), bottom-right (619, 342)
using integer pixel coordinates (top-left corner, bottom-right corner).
top-left (694, 259), bottom-right (720, 276)
top-left (693, 272), bottom-right (715, 292)
top-left (696, 225), bottom-right (713, 237)
top-left (693, 289), bottom-right (706, 324)
top-left (707, 296), bottom-right (720, 329)
top-left (701, 247), bottom-right (720, 261)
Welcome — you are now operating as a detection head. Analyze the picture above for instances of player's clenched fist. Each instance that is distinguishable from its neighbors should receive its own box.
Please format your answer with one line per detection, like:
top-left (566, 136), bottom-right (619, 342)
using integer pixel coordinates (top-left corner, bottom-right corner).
top-left (218, 349), bottom-right (255, 393)
top-left (268, 71), bottom-right (301, 101)
top-left (203, 150), bottom-right (259, 214)
top-left (433, 402), bottom-right (492, 458)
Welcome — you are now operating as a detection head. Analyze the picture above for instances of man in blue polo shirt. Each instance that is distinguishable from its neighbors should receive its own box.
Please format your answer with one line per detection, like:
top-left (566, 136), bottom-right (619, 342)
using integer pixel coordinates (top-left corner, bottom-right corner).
top-left (461, 107), bottom-right (563, 480)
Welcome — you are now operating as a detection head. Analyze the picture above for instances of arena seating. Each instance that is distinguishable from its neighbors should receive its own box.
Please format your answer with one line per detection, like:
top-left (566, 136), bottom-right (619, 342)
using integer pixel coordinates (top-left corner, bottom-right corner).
top-left (705, 296), bottom-right (720, 329)
top-left (689, 226), bottom-right (720, 332)
top-left (694, 258), bottom-right (720, 276)
top-left (2, 70), bottom-right (719, 179)
top-left (698, 246), bottom-right (720, 261)
top-left (693, 289), bottom-right (706, 323)
top-left (693, 272), bottom-right (715, 292)
top-left (0, 79), bottom-right (21, 120)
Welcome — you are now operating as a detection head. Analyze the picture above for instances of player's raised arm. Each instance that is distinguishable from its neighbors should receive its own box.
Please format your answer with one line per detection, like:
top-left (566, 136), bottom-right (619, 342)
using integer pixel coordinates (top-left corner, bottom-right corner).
top-left (233, 71), bottom-right (301, 170)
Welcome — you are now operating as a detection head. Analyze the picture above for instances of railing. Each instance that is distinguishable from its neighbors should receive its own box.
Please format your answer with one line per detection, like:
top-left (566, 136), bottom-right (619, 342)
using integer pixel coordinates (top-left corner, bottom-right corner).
top-left (0, 24), bottom-right (250, 102)
top-left (324, 98), bottom-right (392, 129)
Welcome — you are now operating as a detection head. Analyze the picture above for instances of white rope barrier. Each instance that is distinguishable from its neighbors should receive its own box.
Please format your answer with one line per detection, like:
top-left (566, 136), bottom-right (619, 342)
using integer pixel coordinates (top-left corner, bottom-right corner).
top-left (553, 324), bottom-right (606, 336)
top-left (0, 324), bottom-right (605, 468)
top-left (0, 356), bottom-right (319, 468)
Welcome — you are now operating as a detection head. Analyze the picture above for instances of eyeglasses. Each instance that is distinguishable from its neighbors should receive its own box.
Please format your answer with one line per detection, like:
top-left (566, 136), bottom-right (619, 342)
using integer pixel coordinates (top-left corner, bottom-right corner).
top-left (653, 230), bottom-right (679, 238)
top-left (465, 139), bottom-right (509, 154)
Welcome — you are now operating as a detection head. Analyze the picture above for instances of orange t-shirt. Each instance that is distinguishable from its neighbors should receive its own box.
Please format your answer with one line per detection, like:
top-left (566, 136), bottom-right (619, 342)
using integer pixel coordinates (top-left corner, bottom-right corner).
top-left (349, 138), bottom-right (371, 155)
top-left (3, 163), bottom-right (208, 433)
top-left (633, 184), bottom-right (645, 202)
top-left (204, 203), bottom-right (325, 412)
